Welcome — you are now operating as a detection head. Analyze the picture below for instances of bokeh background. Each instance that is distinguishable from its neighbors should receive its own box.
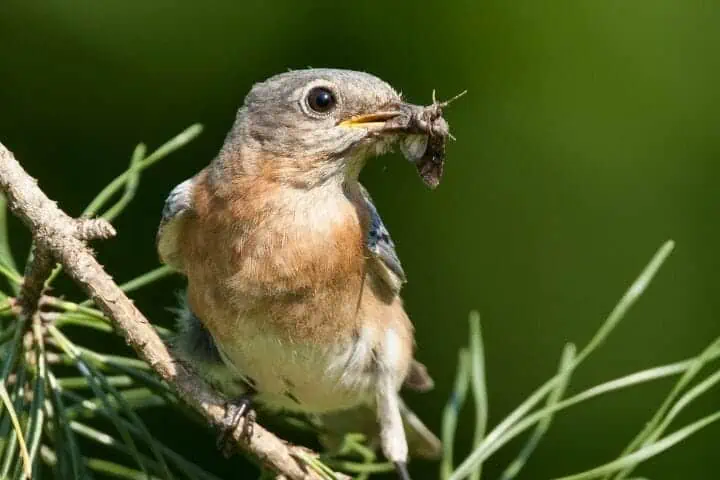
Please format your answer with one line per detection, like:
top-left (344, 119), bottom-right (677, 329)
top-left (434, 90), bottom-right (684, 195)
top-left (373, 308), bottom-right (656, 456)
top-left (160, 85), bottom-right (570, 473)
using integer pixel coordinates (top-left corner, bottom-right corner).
top-left (1, 1), bottom-right (719, 478)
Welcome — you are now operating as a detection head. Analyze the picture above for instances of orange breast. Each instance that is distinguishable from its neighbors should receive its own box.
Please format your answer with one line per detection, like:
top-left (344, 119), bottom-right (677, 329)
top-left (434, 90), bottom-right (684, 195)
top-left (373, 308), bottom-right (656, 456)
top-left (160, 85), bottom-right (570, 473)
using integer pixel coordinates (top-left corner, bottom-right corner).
top-left (179, 170), bottom-right (370, 345)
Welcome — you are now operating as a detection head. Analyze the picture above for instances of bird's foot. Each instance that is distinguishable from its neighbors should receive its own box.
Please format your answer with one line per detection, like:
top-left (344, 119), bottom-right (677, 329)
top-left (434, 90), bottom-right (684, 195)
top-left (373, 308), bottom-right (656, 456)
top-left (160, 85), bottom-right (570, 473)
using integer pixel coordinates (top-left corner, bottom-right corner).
top-left (216, 395), bottom-right (256, 458)
top-left (395, 461), bottom-right (412, 480)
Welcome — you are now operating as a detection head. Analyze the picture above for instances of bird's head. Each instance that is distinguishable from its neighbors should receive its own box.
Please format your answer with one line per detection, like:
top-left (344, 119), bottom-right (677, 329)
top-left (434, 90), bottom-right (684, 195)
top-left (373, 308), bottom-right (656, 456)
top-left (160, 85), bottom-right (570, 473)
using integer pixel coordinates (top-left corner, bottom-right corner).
top-left (217, 69), bottom-right (458, 189)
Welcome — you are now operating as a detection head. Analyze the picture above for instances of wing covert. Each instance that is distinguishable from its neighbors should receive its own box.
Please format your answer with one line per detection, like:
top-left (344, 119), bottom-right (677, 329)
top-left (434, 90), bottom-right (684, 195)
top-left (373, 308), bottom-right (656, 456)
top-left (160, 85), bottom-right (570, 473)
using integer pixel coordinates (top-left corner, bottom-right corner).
top-left (157, 178), bottom-right (194, 271)
top-left (360, 185), bottom-right (406, 293)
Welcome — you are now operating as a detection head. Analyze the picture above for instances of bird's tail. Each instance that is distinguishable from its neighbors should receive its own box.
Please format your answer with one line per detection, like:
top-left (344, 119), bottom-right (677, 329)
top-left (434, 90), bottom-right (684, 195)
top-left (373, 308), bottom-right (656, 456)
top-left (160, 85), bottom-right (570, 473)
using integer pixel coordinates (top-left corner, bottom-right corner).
top-left (315, 398), bottom-right (442, 460)
top-left (316, 359), bottom-right (441, 460)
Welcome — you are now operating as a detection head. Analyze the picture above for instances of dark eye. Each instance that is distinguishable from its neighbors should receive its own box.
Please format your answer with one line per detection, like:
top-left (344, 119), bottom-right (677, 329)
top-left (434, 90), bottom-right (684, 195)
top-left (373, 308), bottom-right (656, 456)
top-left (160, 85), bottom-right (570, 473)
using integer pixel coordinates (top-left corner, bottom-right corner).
top-left (306, 87), bottom-right (336, 113)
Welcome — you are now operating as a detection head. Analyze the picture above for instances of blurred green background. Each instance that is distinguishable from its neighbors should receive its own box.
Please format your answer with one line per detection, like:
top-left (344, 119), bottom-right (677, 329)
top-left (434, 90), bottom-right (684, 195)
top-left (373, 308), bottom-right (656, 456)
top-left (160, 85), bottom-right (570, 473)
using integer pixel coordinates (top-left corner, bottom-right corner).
top-left (1, 1), bottom-right (719, 478)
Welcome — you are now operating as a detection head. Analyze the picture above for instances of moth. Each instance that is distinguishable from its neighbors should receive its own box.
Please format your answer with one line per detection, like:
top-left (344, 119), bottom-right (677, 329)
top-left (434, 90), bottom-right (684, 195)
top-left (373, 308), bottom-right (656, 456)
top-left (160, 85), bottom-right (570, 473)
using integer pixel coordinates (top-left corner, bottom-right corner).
top-left (393, 90), bottom-right (466, 188)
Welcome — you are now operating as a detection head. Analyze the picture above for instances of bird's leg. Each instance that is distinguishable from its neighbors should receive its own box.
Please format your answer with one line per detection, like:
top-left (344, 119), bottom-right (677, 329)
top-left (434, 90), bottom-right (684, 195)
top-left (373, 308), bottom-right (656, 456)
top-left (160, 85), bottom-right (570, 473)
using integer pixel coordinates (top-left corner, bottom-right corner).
top-left (395, 461), bottom-right (412, 480)
top-left (376, 363), bottom-right (411, 480)
top-left (216, 394), bottom-right (256, 458)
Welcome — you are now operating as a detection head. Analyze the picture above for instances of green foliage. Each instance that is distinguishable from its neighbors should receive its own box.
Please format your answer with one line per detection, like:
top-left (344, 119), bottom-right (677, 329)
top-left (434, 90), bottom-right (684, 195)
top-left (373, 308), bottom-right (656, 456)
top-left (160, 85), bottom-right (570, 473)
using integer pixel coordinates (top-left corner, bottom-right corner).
top-left (442, 242), bottom-right (720, 480)
top-left (0, 194), bottom-right (21, 292)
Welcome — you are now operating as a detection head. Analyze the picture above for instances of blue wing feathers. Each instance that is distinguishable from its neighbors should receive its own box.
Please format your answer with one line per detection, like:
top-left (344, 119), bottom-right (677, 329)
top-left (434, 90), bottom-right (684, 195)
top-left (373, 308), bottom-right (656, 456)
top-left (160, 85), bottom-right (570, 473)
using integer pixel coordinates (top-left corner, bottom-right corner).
top-left (359, 186), bottom-right (407, 286)
top-left (161, 178), bottom-right (194, 226)
top-left (157, 178), bottom-right (194, 270)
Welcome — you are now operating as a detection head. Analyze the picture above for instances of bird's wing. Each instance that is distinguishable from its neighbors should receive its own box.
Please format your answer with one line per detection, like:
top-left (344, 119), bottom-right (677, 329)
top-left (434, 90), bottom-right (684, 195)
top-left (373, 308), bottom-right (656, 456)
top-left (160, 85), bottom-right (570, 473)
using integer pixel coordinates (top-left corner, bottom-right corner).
top-left (172, 293), bottom-right (251, 398)
top-left (359, 185), bottom-right (407, 294)
top-left (157, 178), bottom-right (194, 272)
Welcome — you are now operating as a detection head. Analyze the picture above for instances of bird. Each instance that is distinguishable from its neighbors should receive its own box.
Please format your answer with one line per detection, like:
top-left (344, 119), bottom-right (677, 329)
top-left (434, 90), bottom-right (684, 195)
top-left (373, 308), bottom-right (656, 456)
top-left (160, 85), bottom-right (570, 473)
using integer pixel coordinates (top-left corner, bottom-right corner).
top-left (157, 68), bottom-right (453, 479)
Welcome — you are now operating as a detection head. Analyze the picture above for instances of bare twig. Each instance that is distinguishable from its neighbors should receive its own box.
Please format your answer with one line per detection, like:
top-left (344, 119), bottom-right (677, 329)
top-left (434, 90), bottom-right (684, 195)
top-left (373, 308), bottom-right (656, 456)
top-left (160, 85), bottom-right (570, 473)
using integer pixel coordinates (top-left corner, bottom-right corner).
top-left (75, 218), bottom-right (116, 242)
top-left (0, 141), bottom-right (337, 480)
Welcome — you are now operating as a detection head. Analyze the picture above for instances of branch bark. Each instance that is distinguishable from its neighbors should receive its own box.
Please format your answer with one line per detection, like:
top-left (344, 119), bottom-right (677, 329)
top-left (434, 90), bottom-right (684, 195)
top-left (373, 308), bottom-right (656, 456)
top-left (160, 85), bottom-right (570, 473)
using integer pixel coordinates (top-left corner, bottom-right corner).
top-left (0, 141), bottom-right (335, 480)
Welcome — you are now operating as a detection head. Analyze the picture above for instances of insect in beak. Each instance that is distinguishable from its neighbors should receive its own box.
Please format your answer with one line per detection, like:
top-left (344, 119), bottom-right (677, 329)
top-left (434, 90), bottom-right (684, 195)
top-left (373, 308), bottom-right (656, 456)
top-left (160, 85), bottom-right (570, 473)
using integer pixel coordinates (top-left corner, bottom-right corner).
top-left (339, 90), bottom-right (466, 189)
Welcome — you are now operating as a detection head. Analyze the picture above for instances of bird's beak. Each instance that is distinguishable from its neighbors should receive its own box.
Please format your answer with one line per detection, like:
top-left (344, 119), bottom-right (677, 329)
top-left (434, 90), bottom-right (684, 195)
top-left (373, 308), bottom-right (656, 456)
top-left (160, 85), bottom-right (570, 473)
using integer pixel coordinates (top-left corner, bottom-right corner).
top-left (338, 110), bottom-right (403, 130)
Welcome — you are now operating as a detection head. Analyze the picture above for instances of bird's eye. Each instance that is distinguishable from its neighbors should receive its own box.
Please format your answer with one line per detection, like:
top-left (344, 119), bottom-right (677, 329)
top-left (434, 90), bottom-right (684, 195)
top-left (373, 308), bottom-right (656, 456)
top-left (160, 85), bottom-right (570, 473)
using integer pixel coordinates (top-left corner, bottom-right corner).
top-left (306, 87), bottom-right (336, 113)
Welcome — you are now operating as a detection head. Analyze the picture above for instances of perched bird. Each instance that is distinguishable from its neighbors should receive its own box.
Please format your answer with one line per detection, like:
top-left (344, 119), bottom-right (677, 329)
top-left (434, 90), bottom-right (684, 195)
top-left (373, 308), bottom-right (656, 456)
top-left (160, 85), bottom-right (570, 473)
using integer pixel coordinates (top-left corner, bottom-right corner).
top-left (157, 69), bottom-right (453, 479)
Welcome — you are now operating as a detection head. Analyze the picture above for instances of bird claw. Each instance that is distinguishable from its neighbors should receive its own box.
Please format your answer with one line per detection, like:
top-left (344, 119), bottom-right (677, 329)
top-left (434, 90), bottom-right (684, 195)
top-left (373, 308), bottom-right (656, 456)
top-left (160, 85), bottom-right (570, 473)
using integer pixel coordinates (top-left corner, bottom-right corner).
top-left (216, 395), bottom-right (256, 458)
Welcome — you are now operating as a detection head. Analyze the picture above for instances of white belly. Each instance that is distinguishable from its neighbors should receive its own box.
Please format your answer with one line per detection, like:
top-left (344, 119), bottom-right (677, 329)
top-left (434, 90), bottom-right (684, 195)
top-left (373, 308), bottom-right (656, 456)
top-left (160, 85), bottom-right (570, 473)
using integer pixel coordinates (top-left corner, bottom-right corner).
top-left (215, 320), bottom-right (380, 413)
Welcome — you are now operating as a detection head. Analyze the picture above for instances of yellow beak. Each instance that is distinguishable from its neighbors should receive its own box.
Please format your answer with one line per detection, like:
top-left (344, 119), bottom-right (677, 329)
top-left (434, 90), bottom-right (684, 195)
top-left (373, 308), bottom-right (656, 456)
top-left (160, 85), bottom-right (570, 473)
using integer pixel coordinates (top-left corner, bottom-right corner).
top-left (338, 111), bottom-right (402, 128)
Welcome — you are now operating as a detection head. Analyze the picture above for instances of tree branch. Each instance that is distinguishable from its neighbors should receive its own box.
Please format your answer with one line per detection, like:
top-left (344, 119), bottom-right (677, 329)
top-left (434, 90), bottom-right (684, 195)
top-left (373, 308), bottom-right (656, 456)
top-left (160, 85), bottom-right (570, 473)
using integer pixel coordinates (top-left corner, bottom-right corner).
top-left (0, 141), bottom-right (336, 480)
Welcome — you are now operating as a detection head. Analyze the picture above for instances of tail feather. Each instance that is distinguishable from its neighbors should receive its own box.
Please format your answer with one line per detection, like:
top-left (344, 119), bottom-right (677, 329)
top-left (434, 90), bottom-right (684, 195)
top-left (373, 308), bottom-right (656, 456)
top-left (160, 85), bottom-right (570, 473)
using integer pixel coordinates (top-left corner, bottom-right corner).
top-left (316, 399), bottom-right (441, 460)
top-left (399, 399), bottom-right (442, 459)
